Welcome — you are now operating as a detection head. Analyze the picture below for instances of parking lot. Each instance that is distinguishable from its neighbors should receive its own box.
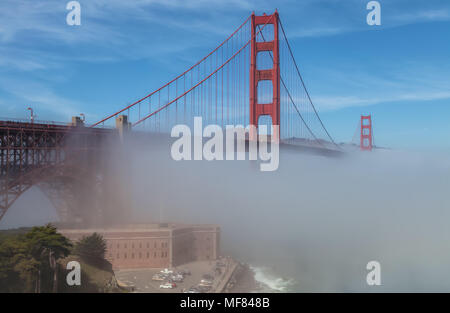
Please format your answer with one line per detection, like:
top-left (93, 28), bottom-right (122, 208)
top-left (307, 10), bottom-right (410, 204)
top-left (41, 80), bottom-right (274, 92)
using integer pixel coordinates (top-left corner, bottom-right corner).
top-left (114, 258), bottom-right (233, 293)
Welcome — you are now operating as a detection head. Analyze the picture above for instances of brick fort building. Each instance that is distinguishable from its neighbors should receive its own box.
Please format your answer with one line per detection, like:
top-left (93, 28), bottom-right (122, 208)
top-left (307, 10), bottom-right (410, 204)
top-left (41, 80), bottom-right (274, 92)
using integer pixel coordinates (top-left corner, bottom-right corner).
top-left (60, 223), bottom-right (220, 269)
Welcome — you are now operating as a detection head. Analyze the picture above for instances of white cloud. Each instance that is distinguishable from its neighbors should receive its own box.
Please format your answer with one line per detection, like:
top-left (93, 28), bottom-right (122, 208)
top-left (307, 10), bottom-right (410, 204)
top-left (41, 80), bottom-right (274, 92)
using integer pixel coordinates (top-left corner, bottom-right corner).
top-left (0, 0), bottom-right (448, 73)
top-left (288, 27), bottom-right (348, 38)
top-left (0, 0), bottom-right (255, 72)
top-left (0, 78), bottom-right (85, 120)
top-left (309, 63), bottom-right (450, 112)
top-left (314, 91), bottom-right (450, 112)
top-left (1, 0), bottom-right (449, 122)
top-left (393, 9), bottom-right (450, 23)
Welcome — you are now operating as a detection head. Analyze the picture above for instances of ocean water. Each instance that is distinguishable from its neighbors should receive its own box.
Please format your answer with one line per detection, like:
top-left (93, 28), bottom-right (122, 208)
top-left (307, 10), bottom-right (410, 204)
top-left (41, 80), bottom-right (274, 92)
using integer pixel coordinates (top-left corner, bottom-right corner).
top-left (249, 265), bottom-right (296, 292)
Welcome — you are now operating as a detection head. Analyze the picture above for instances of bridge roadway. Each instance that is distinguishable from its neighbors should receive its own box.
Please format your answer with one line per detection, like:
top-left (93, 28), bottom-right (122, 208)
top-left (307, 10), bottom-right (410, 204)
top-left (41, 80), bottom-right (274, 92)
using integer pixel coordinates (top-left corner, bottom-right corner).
top-left (0, 117), bottom-right (342, 224)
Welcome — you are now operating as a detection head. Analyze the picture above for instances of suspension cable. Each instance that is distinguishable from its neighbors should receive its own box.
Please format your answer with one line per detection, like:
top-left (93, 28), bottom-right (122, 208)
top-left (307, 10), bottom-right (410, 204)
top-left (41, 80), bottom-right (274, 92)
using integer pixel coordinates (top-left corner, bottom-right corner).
top-left (278, 18), bottom-right (339, 148)
top-left (91, 15), bottom-right (252, 128)
top-left (256, 25), bottom-right (324, 147)
top-left (132, 15), bottom-right (275, 126)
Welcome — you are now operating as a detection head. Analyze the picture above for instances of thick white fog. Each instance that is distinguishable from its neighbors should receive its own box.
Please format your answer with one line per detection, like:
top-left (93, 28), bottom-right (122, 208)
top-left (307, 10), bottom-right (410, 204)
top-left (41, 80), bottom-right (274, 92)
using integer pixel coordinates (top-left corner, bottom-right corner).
top-left (126, 138), bottom-right (450, 291)
top-left (2, 136), bottom-right (450, 292)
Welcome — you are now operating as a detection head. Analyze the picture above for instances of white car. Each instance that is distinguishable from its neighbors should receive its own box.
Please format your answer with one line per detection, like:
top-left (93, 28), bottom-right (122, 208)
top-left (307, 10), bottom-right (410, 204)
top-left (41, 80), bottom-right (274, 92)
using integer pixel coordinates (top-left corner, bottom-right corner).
top-left (159, 283), bottom-right (174, 289)
top-left (171, 274), bottom-right (184, 281)
top-left (160, 268), bottom-right (173, 274)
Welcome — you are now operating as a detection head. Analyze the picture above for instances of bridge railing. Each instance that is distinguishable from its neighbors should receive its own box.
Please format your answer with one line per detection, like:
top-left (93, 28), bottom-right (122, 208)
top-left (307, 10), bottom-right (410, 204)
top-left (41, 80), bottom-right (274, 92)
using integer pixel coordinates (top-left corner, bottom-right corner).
top-left (0, 116), bottom-right (115, 129)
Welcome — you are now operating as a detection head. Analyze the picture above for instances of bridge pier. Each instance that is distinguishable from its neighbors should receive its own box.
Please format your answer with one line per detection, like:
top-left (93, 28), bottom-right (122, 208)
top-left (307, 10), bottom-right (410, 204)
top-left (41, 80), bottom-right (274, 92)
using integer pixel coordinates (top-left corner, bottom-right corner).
top-left (116, 115), bottom-right (131, 142)
top-left (70, 116), bottom-right (85, 127)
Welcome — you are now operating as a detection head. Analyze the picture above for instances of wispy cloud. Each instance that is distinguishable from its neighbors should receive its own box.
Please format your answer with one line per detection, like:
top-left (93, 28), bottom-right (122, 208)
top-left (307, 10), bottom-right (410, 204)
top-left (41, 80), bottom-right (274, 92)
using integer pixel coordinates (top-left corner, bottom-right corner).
top-left (392, 9), bottom-right (450, 23)
top-left (0, 77), bottom-right (85, 120)
top-left (314, 91), bottom-right (450, 112)
top-left (1, 0), bottom-right (449, 72)
top-left (310, 63), bottom-right (450, 112)
top-left (284, 3), bottom-right (450, 39)
top-left (1, 0), bottom-right (449, 123)
top-left (288, 27), bottom-right (349, 38)
top-left (0, 0), bottom-right (257, 73)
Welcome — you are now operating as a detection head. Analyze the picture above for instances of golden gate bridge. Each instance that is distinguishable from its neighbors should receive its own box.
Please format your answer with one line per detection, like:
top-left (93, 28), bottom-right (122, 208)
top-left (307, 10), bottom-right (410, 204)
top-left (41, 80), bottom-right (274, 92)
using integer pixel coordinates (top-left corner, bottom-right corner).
top-left (91, 11), bottom-right (338, 148)
top-left (0, 11), bottom-right (344, 224)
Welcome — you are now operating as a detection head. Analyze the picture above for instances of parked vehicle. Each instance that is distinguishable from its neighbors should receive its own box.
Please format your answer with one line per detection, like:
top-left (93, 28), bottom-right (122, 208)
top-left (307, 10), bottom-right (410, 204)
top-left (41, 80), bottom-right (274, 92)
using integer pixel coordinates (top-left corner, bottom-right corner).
top-left (159, 283), bottom-right (173, 289)
top-left (183, 287), bottom-right (200, 293)
top-left (160, 268), bottom-right (173, 274)
top-left (197, 285), bottom-right (212, 292)
top-left (202, 274), bottom-right (214, 280)
top-left (175, 271), bottom-right (184, 276)
top-left (199, 284), bottom-right (212, 289)
top-left (152, 274), bottom-right (165, 281)
top-left (170, 274), bottom-right (184, 282)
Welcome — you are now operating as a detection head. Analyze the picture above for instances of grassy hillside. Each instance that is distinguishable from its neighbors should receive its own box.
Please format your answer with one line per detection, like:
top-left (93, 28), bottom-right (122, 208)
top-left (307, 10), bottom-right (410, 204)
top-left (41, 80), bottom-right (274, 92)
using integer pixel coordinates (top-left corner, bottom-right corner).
top-left (59, 256), bottom-right (125, 293)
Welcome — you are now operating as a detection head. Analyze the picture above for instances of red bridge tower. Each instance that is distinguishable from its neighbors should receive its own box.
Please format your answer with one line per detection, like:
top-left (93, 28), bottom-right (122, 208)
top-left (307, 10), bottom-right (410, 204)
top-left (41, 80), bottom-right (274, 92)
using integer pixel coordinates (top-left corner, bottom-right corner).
top-left (249, 11), bottom-right (280, 141)
top-left (360, 115), bottom-right (373, 151)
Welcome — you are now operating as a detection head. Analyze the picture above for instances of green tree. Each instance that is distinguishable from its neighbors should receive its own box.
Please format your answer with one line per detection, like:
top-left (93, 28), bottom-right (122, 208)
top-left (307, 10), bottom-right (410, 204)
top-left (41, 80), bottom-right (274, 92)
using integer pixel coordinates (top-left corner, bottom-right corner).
top-left (24, 224), bottom-right (72, 292)
top-left (74, 233), bottom-right (107, 263)
top-left (0, 235), bottom-right (35, 292)
top-left (0, 225), bottom-right (71, 292)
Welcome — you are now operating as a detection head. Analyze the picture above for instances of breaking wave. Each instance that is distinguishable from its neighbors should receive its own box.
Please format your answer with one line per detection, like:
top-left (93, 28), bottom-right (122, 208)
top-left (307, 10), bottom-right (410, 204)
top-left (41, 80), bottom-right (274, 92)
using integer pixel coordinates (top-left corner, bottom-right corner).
top-left (250, 265), bottom-right (295, 292)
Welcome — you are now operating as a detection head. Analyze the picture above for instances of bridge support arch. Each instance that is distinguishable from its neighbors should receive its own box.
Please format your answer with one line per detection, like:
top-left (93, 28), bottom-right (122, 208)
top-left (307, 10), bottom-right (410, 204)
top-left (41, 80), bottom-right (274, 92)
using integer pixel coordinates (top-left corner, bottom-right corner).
top-left (0, 121), bottom-right (131, 226)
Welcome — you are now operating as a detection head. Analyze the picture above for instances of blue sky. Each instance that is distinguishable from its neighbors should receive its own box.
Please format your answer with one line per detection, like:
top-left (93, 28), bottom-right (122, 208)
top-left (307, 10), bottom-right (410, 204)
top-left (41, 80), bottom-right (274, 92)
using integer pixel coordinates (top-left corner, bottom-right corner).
top-left (0, 0), bottom-right (449, 150)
